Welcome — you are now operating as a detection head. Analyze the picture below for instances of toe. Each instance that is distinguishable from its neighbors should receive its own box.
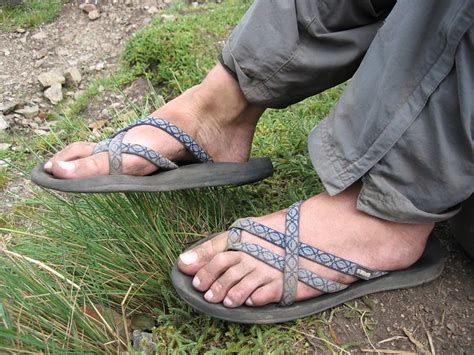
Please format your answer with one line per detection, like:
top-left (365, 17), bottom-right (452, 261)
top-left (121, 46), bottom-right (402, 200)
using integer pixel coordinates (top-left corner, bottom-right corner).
top-left (203, 261), bottom-right (255, 304)
top-left (49, 153), bottom-right (109, 179)
top-left (224, 270), bottom-right (271, 308)
top-left (247, 281), bottom-right (283, 306)
top-left (46, 142), bottom-right (96, 172)
top-left (192, 251), bottom-right (242, 293)
top-left (177, 233), bottom-right (228, 275)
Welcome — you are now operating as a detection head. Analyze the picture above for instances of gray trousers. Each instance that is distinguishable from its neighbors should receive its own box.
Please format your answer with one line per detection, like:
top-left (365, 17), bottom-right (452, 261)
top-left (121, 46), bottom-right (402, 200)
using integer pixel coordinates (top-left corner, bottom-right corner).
top-left (221, 0), bottom-right (474, 224)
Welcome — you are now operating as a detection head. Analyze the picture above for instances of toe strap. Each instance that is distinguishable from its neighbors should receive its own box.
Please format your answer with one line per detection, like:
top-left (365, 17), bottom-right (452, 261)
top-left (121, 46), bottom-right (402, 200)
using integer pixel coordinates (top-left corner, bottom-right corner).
top-left (91, 116), bottom-right (212, 175)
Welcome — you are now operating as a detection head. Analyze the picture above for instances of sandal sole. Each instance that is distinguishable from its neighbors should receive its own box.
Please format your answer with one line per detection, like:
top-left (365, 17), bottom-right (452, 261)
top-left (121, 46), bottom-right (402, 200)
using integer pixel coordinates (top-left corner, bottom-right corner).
top-left (31, 157), bottom-right (273, 193)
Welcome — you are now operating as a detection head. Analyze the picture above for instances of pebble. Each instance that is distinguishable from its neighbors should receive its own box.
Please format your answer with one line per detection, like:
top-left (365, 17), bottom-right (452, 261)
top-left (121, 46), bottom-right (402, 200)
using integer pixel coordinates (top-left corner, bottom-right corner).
top-left (31, 31), bottom-right (48, 41)
top-left (33, 129), bottom-right (48, 136)
top-left (147, 6), bottom-right (159, 14)
top-left (15, 105), bottom-right (39, 119)
top-left (132, 330), bottom-right (156, 355)
top-left (15, 27), bottom-right (26, 34)
top-left (161, 14), bottom-right (176, 22)
top-left (0, 143), bottom-right (12, 151)
top-left (89, 10), bottom-right (101, 21)
top-left (79, 3), bottom-right (97, 13)
top-left (37, 71), bottom-right (65, 89)
top-left (95, 62), bottom-right (106, 71)
top-left (0, 101), bottom-right (20, 114)
top-left (64, 67), bottom-right (82, 87)
top-left (44, 83), bottom-right (63, 105)
top-left (0, 114), bottom-right (10, 131)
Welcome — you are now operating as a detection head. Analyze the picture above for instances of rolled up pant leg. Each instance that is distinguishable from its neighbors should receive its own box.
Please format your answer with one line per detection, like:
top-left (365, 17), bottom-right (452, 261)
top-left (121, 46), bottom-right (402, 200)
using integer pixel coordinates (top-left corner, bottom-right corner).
top-left (309, 0), bottom-right (473, 223)
top-left (221, 0), bottom-right (394, 108)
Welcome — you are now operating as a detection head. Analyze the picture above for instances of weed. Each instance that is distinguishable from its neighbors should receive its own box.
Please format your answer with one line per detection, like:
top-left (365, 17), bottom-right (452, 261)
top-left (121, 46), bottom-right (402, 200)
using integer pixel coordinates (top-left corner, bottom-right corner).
top-left (0, 0), bottom-right (68, 31)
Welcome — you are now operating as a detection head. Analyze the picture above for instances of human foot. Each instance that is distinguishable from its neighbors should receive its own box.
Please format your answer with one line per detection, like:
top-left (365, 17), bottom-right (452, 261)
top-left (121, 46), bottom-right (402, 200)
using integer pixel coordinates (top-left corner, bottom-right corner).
top-left (177, 184), bottom-right (434, 308)
top-left (44, 64), bottom-right (264, 179)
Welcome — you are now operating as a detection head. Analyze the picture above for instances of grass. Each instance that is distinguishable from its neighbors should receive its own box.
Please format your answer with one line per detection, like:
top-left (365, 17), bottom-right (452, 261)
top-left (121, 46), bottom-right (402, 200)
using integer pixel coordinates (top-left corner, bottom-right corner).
top-left (0, 0), bottom-right (68, 31)
top-left (0, 1), bottom-right (371, 352)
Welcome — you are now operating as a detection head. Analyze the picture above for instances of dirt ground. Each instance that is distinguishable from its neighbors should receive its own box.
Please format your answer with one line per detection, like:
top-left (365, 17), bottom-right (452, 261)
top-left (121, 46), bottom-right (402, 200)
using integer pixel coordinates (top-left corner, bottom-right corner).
top-left (0, 2), bottom-right (472, 354)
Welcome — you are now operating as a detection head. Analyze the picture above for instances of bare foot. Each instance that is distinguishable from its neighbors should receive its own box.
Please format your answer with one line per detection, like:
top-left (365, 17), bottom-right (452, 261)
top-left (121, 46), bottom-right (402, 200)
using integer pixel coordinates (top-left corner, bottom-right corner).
top-left (177, 184), bottom-right (434, 307)
top-left (44, 64), bottom-right (264, 179)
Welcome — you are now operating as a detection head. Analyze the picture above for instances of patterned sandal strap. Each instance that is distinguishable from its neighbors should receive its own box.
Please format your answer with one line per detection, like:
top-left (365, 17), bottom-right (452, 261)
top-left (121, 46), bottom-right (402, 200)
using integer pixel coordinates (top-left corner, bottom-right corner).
top-left (108, 131), bottom-right (126, 175)
top-left (93, 138), bottom-right (178, 171)
top-left (114, 117), bottom-right (213, 163)
top-left (228, 241), bottom-right (348, 295)
top-left (229, 215), bottom-right (386, 280)
top-left (281, 201), bottom-right (302, 305)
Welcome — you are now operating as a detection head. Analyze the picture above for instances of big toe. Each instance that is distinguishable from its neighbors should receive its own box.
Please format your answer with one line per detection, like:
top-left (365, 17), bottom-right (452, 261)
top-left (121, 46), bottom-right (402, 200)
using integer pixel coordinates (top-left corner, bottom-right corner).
top-left (177, 233), bottom-right (228, 275)
top-left (49, 153), bottom-right (109, 179)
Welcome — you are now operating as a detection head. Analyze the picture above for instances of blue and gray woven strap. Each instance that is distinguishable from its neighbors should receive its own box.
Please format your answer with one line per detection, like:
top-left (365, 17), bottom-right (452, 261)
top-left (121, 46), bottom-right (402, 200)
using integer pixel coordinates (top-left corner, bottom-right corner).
top-left (225, 201), bottom-right (387, 306)
top-left (92, 117), bottom-right (212, 175)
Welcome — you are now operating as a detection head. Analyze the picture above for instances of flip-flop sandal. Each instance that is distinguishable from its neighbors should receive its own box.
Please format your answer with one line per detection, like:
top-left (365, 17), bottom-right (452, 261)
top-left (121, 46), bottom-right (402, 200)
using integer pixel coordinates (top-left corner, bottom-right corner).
top-left (172, 201), bottom-right (447, 324)
top-left (31, 117), bottom-right (273, 192)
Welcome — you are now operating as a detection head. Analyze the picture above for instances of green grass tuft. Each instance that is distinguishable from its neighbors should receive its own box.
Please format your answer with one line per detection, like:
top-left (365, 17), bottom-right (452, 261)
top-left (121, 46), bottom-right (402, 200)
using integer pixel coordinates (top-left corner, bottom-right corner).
top-left (0, 0), bottom-right (68, 31)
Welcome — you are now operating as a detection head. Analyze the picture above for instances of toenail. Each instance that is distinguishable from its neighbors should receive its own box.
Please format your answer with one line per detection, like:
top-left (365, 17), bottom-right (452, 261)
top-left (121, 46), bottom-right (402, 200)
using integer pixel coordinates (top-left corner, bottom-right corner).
top-left (204, 290), bottom-right (214, 301)
top-left (245, 298), bottom-right (253, 306)
top-left (57, 161), bottom-right (75, 172)
top-left (180, 251), bottom-right (198, 265)
top-left (44, 161), bottom-right (52, 169)
top-left (223, 297), bottom-right (233, 307)
top-left (192, 276), bottom-right (200, 288)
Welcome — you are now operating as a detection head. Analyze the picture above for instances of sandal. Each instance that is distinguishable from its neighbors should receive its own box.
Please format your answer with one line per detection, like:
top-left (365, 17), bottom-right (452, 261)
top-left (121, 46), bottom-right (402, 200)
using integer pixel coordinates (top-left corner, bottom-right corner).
top-left (172, 202), bottom-right (446, 324)
top-left (31, 117), bottom-right (273, 192)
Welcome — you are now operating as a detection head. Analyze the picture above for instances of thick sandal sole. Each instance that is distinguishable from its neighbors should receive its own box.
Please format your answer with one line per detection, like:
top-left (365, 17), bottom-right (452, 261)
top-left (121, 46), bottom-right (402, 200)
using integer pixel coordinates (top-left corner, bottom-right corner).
top-left (31, 157), bottom-right (273, 193)
top-left (171, 234), bottom-right (446, 324)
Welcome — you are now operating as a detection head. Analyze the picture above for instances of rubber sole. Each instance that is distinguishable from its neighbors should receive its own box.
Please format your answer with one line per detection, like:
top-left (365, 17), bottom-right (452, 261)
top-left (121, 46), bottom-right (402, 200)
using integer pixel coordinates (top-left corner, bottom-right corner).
top-left (31, 157), bottom-right (273, 193)
top-left (172, 234), bottom-right (446, 324)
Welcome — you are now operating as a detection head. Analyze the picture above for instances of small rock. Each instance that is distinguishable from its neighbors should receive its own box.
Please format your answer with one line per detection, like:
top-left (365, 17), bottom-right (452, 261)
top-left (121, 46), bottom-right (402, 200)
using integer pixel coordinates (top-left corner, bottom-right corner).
top-left (37, 71), bottom-right (65, 89)
top-left (79, 3), bottom-right (97, 13)
top-left (147, 6), bottom-right (159, 14)
top-left (64, 67), bottom-right (82, 87)
top-left (0, 101), bottom-right (20, 114)
top-left (31, 31), bottom-right (47, 41)
top-left (3, 49), bottom-right (10, 56)
top-left (161, 14), bottom-right (176, 22)
top-left (132, 330), bottom-right (156, 355)
top-left (15, 27), bottom-right (26, 34)
top-left (88, 10), bottom-right (101, 21)
top-left (33, 129), bottom-right (48, 136)
top-left (38, 111), bottom-right (48, 120)
top-left (446, 323), bottom-right (455, 331)
top-left (15, 105), bottom-right (39, 119)
top-left (0, 143), bottom-right (12, 151)
top-left (95, 62), bottom-right (106, 71)
top-left (0, 115), bottom-right (10, 131)
top-left (44, 83), bottom-right (63, 105)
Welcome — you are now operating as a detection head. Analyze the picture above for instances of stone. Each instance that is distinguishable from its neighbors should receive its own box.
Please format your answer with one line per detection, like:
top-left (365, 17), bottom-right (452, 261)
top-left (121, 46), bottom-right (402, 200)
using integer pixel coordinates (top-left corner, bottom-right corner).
top-left (44, 83), bottom-right (63, 105)
top-left (15, 27), bottom-right (26, 34)
top-left (79, 3), bottom-right (97, 13)
top-left (37, 71), bottom-right (65, 89)
top-left (132, 330), bottom-right (156, 355)
top-left (0, 115), bottom-right (10, 131)
top-left (95, 62), bottom-right (105, 71)
top-left (161, 14), bottom-right (176, 22)
top-left (0, 143), bottom-right (12, 151)
top-left (31, 31), bottom-right (47, 41)
top-left (147, 6), bottom-right (159, 14)
top-left (0, 100), bottom-right (20, 114)
top-left (88, 10), bottom-right (101, 21)
top-left (33, 129), bottom-right (48, 136)
top-left (64, 67), bottom-right (82, 87)
top-left (15, 105), bottom-right (39, 119)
